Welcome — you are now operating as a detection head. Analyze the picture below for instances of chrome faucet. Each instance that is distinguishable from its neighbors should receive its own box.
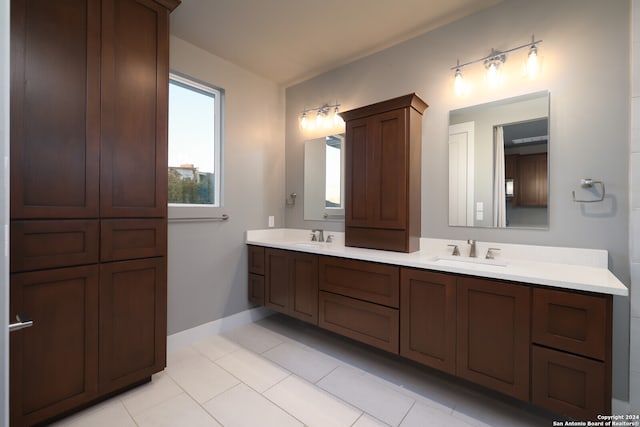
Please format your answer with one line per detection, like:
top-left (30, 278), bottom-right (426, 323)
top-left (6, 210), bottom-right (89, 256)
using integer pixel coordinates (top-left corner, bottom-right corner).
top-left (467, 239), bottom-right (477, 257)
top-left (311, 229), bottom-right (325, 242)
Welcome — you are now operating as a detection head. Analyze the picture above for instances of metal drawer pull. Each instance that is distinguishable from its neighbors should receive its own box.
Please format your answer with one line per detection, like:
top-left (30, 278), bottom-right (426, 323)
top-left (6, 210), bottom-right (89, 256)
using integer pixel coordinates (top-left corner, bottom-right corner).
top-left (9, 314), bottom-right (34, 332)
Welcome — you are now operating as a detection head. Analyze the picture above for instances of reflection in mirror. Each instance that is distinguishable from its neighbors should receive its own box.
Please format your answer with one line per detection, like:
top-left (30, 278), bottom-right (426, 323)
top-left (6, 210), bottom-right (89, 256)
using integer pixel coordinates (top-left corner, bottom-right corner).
top-left (448, 91), bottom-right (549, 229)
top-left (304, 134), bottom-right (345, 221)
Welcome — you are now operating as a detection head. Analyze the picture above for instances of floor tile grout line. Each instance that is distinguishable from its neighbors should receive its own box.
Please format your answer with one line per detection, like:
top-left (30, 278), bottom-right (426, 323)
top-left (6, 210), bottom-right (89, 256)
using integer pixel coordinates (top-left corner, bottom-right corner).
top-left (261, 373), bottom-right (366, 426)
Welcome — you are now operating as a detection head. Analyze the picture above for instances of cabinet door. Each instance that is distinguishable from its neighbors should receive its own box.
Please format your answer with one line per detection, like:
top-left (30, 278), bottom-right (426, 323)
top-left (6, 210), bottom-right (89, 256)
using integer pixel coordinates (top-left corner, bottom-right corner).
top-left (265, 249), bottom-right (290, 313)
top-left (345, 110), bottom-right (407, 229)
top-left (99, 258), bottom-right (166, 393)
top-left (10, 0), bottom-right (100, 219)
top-left (456, 277), bottom-right (530, 400)
top-left (400, 269), bottom-right (456, 374)
top-left (100, 0), bottom-right (169, 217)
top-left (10, 266), bottom-right (99, 427)
top-left (289, 252), bottom-right (318, 324)
top-left (265, 249), bottom-right (318, 324)
top-left (517, 154), bottom-right (547, 207)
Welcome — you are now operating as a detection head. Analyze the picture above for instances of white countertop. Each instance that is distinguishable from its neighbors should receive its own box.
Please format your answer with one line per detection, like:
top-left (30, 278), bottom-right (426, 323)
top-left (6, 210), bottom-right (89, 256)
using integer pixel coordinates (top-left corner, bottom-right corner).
top-left (246, 229), bottom-right (628, 297)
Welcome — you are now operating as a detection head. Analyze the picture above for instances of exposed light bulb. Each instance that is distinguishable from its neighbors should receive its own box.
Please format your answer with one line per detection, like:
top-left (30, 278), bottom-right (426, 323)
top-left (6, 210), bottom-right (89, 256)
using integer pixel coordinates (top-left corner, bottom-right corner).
top-left (333, 106), bottom-right (344, 126)
top-left (323, 110), bottom-right (332, 128)
top-left (526, 45), bottom-right (539, 79)
top-left (316, 109), bottom-right (324, 127)
top-left (454, 68), bottom-right (465, 96)
top-left (487, 61), bottom-right (500, 87)
top-left (300, 112), bottom-right (308, 129)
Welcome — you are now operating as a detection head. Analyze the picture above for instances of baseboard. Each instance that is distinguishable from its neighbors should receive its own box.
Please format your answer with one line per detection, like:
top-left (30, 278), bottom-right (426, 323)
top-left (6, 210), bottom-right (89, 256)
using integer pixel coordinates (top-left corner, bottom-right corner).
top-left (166, 307), bottom-right (273, 354)
top-left (612, 398), bottom-right (631, 415)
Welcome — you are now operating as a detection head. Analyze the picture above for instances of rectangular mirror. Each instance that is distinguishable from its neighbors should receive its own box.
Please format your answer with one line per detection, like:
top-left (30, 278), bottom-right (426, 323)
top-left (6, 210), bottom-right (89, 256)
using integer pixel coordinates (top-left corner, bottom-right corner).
top-left (304, 134), bottom-right (346, 221)
top-left (448, 91), bottom-right (549, 229)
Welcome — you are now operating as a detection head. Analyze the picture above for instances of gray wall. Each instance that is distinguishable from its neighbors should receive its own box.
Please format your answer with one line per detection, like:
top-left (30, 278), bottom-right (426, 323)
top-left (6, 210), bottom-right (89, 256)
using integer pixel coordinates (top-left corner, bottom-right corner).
top-left (167, 36), bottom-right (285, 335)
top-left (285, 0), bottom-right (631, 400)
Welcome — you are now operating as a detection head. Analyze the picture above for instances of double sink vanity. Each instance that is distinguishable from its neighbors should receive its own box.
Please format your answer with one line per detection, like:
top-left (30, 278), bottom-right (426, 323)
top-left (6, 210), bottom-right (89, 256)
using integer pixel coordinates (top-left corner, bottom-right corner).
top-left (249, 93), bottom-right (627, 421)
top-left (246, 228), bottom-right (627, 421)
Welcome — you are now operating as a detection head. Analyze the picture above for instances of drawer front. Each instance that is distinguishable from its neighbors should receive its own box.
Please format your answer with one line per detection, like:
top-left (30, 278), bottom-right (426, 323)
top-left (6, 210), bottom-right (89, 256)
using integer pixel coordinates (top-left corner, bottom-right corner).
top-left (532, 345), bottom-right (609, 421)
top-left (319, 291), bottom-right (399, 353)
top-left (10, 220), bottom-right (99, 272)
top-left (532, 288), bottom-right (610, 360)
top-left (249, 273), bottom-right (265, 306)
top-left (100, 219), bottom-right (167, 262)
top-left (319, 256), bottom-right (399, 307)
top-left (248, 245), bottom-right (265, 275)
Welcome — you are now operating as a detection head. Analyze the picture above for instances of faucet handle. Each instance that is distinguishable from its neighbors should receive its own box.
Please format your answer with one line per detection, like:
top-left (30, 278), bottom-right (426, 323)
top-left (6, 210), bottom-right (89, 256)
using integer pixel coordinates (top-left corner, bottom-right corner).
top-left (485, 248), bottom-right (501, 259)
top-left (326, 234), bottom-right (334, 243)
top-left (447, 244), bottom-right (460, 256)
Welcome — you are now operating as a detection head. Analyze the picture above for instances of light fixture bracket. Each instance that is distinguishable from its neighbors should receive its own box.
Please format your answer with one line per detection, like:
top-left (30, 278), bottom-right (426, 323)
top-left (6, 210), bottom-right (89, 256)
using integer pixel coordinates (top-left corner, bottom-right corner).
top-left (483, 50), bottom-right (506, 69)
top-left (450, 35), bottom-right (542, 71)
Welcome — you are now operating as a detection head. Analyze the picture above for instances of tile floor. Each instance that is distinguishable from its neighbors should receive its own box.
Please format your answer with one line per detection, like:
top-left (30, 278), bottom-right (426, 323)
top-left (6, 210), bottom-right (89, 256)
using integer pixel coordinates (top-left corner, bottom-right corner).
top-left (52, 314), bottom-right (556, 427)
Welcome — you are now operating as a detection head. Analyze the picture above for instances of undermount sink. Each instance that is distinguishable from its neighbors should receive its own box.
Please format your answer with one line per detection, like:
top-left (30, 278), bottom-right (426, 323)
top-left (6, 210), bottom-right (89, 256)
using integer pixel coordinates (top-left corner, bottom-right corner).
top-left (433, 255), bottom-right (508, 267)
top-left (292, 241), bottom-right (329, 248)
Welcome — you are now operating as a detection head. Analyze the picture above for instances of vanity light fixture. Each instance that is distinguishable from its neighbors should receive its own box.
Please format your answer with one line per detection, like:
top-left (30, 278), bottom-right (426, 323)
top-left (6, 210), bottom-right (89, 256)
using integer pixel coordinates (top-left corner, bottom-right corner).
top-left (299, 102), bottom-right (344, 130)
top-left (451, 35), bottom-right (542, 94)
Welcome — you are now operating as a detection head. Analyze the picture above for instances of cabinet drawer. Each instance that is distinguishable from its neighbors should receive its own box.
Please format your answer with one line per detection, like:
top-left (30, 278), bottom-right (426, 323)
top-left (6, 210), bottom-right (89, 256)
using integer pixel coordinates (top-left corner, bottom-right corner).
top-left (10, 220), bottom-right (99, 272)
top-left (248, 245), bottom-right (265, 275)
top-left (532, 288), bottom-right (610, 360)
top-left (319, 256), bottom-right (399, 308)
top-left (100, 219), bottom-right (166, 262)
top-left (249, 273), bottom-right (265, 305)
top-left (532, 345), bottom-right (608, 421)
top-left (319, 291), bottom-right (399, 353)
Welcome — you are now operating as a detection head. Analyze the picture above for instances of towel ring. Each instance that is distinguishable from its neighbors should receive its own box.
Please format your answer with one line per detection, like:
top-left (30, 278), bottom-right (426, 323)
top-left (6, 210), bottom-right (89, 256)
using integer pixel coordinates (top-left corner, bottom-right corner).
top-left (572, 178), bottom-right (605, 203)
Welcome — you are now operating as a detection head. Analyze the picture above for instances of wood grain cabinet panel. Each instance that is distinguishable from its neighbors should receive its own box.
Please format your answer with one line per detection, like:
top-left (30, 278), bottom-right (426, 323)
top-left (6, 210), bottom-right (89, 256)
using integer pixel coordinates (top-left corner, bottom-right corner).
top-left (400, 269), bottom-right (456, 374)
top-left (265, 249), bottom-right (318, 324)
top-left (319, 256), bottom-right (399, 308)
top-left (10, 0), bottom-right (178, 424)
top-left (99, 0), bottom-right (169, 218)
top-left (10, 266), bottom-right (99, 427)
top-left (99, 258), bottom-right (166, 394)
top-left (532, 288), bottom-right (610, 360)
top-left (516, 153), bottom-right (547, 207)
top-left (10, 220), bottom-right (99, 272)
top-left (248, 245), bottom-right (265, 275)
top-left (342, 94), bottom-right (427, 253)
top-left (532, 346), bottom-right (607, 421)
top-left (10, 0), bottom-right (101, 219)
top-left (319, 291), bottom-right (399, 353)
top-left (249, 273), bottom-right (265, 306)
top-left (101, 219), bottom-right (167, 261)
top-left (456, 277), bottom-right (531, 401)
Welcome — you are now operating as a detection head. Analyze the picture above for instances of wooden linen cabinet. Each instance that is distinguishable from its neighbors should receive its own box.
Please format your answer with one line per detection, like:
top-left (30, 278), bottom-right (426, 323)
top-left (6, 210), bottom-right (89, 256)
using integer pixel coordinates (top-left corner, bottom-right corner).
top-left (9, 0), bottom-right (179, 425)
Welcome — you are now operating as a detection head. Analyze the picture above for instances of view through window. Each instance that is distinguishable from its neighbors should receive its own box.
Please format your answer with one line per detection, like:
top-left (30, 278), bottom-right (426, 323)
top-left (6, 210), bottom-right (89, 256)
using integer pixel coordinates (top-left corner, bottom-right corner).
top-left (168, 74), bottom-right (222, 206)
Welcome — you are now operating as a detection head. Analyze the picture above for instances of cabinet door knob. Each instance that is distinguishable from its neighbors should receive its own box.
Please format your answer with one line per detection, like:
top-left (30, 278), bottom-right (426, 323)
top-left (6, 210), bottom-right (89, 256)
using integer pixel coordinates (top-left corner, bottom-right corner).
top-left (8, 314), bottom-right (34, 332)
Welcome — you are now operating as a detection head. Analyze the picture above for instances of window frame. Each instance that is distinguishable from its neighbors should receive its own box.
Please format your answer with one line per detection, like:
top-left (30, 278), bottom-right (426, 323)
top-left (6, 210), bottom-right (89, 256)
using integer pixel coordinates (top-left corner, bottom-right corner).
top-left (167, 72), bottom-right (224, 220)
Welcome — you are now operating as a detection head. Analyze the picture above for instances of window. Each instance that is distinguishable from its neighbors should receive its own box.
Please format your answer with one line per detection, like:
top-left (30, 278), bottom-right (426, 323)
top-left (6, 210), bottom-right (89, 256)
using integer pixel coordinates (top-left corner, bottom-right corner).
top-left (168, 73), bottom-right (223, 215)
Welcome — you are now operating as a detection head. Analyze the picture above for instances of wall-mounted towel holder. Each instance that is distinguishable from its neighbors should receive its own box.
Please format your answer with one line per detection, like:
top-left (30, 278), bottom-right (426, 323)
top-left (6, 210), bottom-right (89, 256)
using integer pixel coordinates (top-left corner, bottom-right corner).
top-left (572, 178), bottom-right (605, 203)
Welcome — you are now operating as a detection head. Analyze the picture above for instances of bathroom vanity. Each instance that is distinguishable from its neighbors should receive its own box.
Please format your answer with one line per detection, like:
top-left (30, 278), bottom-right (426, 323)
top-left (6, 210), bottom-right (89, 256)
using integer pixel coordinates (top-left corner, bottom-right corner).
top-left (246, 229), bottom-right (627, 421)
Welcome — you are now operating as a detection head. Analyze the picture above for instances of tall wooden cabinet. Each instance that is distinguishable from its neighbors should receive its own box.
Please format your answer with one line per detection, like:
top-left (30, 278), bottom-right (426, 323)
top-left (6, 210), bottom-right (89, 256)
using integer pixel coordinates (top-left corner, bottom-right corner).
top-left (341, 94), bottom-right (427, 253)
top-left (9, 0), bottom-right (179, 425)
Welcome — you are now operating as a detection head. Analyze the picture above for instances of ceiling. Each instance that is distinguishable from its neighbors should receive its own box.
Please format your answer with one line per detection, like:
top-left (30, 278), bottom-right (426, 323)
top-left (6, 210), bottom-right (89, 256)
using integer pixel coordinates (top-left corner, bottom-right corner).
top-left (170, 0), bottom-right (502, 86)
